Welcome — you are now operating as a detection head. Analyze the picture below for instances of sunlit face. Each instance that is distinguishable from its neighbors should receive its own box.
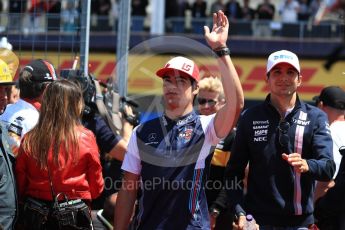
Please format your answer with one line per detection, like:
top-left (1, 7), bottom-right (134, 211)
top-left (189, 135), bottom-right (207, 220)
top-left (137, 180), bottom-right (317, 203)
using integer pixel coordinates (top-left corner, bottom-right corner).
top-left (7, 85), bottom-right (19, 104)
top-left (198, 90), bottom-right (222, 115)
top-left (0, 86), bottom-right (8, 114)
top-left (162, 74), bottom-right (196, 111)
top-left (267, 63), bottom-right (301, 97)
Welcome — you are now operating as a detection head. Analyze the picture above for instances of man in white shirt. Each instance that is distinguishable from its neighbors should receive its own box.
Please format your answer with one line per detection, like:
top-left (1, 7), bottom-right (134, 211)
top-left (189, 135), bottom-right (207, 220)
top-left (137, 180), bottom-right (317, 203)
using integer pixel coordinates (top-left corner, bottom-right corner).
top-left (314, 86), bottom-right (345, 199)
top-left (0, 59), bottom-right (57, 156)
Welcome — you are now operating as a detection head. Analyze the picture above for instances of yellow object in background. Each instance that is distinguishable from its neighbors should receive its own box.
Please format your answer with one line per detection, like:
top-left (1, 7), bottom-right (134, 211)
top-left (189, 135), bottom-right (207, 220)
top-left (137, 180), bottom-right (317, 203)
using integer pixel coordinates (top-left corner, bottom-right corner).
top-left (0, 48), bottom-right (19, 84)
top-left (0, 59), bottom-right (14, 85)
top-left (211, 148), bottom-right (231, 167)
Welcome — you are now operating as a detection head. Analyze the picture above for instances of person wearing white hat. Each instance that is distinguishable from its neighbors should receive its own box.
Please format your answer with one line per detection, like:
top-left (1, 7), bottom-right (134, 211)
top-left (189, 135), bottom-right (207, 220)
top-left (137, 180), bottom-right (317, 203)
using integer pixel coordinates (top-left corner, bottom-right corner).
top-left (115, 10), bottom-right (244, 230)
top-left (225, 49), bottom-right (335, 229)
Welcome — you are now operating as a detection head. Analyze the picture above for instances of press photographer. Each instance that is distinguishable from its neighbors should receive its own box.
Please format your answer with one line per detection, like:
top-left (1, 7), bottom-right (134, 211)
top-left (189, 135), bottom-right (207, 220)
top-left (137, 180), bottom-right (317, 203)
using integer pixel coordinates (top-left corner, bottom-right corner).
top-left (60, 69), bottom-right (139, 211)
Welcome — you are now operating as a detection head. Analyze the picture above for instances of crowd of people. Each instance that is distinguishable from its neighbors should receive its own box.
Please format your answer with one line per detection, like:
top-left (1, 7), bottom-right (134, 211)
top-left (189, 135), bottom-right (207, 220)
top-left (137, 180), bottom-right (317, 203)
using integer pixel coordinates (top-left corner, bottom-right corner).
top-left (1, 0), bottom-right (343, 34)
top-left (0, 8), bottom-right (344, 230)
top-left (166, 0), bottom-right (323, 22)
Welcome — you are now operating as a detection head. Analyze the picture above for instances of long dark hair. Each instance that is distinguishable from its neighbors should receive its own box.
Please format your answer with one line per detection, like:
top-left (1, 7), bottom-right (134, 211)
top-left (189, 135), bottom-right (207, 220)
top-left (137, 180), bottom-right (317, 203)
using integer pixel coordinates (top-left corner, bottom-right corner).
top-left (21, 79), bottom-right (84, 169)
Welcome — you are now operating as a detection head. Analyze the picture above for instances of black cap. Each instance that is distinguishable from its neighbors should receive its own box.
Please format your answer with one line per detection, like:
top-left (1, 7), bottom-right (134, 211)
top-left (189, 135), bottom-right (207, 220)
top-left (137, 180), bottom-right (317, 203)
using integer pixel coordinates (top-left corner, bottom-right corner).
top-left (313, 86), bottom-right (345, 110)
top-left (23, 59), bottom-right (57, 82)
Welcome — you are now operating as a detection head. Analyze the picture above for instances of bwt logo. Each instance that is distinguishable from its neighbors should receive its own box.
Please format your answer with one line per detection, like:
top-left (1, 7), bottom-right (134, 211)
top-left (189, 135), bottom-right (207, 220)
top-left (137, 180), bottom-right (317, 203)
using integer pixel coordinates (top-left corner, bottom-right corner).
top-left (274, 55), bottom-right (293, 60)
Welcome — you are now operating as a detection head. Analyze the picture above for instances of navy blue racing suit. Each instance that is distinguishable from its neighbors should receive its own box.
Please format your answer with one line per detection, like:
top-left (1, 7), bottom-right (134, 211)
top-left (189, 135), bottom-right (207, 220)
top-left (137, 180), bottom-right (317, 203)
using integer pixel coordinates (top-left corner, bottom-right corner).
top-left (225, 95), bottom-right (335, 227)
top-left (122, 111), bottom-right (220, 230)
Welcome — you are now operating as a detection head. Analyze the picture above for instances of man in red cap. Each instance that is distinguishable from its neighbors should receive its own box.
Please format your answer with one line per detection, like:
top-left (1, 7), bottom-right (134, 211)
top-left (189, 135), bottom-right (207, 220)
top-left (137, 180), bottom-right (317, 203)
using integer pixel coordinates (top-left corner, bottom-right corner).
top-left (0, 59), bottom-right (57, 156)
top-left (115, 10), bottom-right (244, 229)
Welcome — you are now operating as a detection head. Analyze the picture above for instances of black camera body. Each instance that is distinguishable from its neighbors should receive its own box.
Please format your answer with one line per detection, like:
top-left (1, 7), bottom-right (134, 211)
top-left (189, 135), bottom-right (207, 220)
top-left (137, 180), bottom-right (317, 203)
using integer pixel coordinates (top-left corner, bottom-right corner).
top-left (60, 69), bottom-right (140, 127)
top-left (104, 78), bottom-right (140, 127)
top-left (60, 69), bottom-right (97, 115)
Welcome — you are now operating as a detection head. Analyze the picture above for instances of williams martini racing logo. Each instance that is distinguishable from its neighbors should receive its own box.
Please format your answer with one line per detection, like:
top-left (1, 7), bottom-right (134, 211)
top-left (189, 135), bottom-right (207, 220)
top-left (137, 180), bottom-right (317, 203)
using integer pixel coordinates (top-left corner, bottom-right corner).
top-left (179, 126), bottom-right (193, 144)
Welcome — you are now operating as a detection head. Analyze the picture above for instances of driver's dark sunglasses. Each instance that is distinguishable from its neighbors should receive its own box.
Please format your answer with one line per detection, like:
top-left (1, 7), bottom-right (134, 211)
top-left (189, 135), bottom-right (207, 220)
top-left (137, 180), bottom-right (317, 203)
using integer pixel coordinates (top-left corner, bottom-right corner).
top-left (197, 98), bottom-right (217, 106)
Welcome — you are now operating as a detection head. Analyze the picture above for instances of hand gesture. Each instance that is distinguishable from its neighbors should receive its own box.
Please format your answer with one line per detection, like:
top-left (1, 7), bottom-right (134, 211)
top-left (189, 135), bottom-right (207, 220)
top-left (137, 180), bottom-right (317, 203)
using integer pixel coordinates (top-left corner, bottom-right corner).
top-left (282, 153), bottom-right (309, 173)
top-left (204, 10), bottom-right (229, 50)
top-left (232, 215), bottom-right (246, 230)
top-left (232, 215), bottom-right (260, 230)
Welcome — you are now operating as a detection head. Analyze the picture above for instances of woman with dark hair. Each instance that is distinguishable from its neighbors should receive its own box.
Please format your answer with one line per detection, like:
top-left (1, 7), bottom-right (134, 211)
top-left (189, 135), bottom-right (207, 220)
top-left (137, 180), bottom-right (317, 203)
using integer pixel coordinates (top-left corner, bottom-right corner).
top-left (15, 79), bottom-right (104, 229)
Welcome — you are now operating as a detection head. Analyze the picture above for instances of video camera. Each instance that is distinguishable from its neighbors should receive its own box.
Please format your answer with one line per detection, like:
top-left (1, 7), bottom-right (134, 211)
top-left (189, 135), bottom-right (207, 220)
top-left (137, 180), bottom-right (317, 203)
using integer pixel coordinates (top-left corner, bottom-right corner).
top-left (60, 69), bottom-right (140, 127)
top-left (103, 76), bottom-right (140, 127)
top-left (60, 69), bottom-right (96, 115)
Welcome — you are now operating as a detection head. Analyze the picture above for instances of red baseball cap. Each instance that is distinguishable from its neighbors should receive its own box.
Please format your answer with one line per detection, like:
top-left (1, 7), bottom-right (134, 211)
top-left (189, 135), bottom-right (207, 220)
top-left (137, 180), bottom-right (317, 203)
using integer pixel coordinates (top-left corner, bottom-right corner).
top-left (23, 59), bottom-right (57, 82)
top-left (156, 56), bottom-right (200, 82)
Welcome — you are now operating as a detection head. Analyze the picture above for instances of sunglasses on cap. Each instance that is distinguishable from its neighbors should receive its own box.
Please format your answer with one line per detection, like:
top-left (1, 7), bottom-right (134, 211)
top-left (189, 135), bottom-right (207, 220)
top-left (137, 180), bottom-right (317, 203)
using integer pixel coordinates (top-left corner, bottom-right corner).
top-left (278, 120), bottom-right (290, 148)
top-left (197, 98), bottom-right (217, 106)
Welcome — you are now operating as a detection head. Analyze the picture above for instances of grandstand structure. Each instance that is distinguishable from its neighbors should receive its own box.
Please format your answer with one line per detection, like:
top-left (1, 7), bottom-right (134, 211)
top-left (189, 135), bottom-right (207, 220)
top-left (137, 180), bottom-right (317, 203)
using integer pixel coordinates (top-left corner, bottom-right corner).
top-left (0, 0), bottom-right (342, 54)
top-left (0, 0), bottom-right (343, 112)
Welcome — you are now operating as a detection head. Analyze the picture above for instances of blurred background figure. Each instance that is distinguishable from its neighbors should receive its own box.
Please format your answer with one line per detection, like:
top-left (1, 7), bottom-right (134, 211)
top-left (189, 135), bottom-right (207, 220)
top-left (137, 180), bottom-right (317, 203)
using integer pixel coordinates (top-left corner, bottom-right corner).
top-left (192, 0), bottom-right (207, 18)
top-left (131, 0), bottom-right (148, 16)
top-left (256, 0), bottom-right (275, 20)
top-left (313, 86), bottom-right (345, 230)
top-left (297, 0), bottom-right (310, 21)
top-left (210, 0), bottom-right (226, 14)
top-left (224, 0), bottom-right (243, 20)
top-left (61, 0), bottom-right (79, 32)
top-left (278, 0), bottom-right (300, 23)
top-left (314, 86), bottom-right (345, 200)
top-left (197, 76), bottom-right (236, 230)
top-left (28, 0), bottom-right (49, 33)
top-left (255, 0), bottom-right (276, 37)
top-left (8, 0), bottom-right (28, 32)
top-left (46, 0), bottom-right (61, 31)
top-left (314, 0), bottom-right (345, 70)
top-left (241, 0), bottom-right (255, 20)
top-left (198, 76), bottom-right (225, 116)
